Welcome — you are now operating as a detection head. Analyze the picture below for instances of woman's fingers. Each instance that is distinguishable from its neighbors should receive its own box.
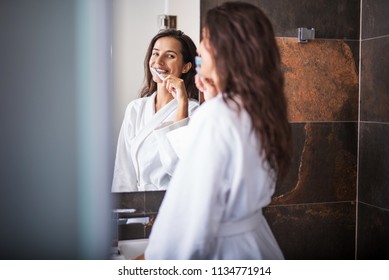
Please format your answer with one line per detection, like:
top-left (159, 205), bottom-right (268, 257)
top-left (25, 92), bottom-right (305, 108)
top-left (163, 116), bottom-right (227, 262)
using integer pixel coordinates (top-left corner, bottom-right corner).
top-left (195, 74), bottom-right (204, 92)
top-left (195, 75), bottom-right (218, 100)
top-left (163, 75), bottom-right (187, 101)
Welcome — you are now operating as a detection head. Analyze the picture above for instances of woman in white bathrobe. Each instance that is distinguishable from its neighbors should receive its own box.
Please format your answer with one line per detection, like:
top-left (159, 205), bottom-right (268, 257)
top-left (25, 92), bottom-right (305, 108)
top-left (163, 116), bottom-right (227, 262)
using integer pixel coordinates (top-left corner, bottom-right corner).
top-left (112, 29), bottom-right (199, 192)
top-left (144, 2), bottom-right (292, 259)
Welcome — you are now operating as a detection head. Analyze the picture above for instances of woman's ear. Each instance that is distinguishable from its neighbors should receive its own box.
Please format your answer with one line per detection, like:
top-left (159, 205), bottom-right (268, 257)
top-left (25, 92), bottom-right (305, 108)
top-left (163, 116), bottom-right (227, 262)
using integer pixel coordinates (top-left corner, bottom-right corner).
top-left (182, 62), bottom-right (192, 74)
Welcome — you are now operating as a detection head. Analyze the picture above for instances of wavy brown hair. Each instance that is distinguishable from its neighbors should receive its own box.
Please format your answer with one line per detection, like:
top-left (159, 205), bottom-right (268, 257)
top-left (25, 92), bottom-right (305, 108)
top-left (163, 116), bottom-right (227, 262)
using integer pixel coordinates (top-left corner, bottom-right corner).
top-left (204, 2), bottom-right (292, 179)
top-left (140, 29), bottom-right (198, 100)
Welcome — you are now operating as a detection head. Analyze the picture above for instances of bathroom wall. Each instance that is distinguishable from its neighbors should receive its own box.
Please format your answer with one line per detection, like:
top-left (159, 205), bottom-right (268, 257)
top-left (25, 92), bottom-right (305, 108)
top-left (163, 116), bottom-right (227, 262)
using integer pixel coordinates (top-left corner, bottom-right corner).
top-left (357, 0), bottom-right (389, 259)
top-left (201, 0), bottom-right (360, 259)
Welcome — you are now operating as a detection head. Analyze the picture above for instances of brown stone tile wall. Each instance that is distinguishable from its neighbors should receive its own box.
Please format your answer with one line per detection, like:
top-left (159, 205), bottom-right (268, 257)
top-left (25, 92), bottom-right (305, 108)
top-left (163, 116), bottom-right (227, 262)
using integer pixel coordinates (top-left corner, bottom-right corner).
top-left (272, 36), bottom-right (358, 257)
top-left (278, 38), bottom-right (358, 122)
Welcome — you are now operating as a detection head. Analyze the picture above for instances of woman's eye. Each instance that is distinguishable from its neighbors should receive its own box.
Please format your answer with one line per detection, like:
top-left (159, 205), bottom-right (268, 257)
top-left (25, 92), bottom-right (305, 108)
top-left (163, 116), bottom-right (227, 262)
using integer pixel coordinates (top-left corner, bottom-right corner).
top-left (167, 54), bottom-right (175, 59)
top-left (152, 52), bottom-right (158, 57)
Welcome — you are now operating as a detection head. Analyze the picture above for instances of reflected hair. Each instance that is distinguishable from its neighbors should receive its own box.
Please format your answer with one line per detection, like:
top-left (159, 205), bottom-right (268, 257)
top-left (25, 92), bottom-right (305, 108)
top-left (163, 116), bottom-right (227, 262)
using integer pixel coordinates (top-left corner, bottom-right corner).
top-left (204, 2), bottom-right (292, 179)
top-left (140, 29), bottom-right (198, 100)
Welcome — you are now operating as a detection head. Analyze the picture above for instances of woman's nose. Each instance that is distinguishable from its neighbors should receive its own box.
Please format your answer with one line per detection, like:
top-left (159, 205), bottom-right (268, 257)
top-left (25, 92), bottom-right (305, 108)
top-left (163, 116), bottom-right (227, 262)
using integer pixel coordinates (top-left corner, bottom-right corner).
top-left (154, 56), bottom-right (165, 66)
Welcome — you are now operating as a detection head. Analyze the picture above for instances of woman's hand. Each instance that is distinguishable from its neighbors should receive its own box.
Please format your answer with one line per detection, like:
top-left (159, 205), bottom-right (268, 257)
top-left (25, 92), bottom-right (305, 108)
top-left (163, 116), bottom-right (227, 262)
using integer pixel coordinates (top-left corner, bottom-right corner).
top-left (163, 75), bottom-right (188, 104)
top-left (163, 75), bottom-right (189, 122)
top-left (195, 75), bottom-right (218, 101)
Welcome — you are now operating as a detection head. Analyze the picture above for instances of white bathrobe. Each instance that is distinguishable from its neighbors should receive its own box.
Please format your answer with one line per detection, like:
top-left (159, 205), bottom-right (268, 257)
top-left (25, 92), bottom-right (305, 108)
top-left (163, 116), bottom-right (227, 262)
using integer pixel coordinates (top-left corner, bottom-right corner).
top-left (111, 92), bottom-right (199, 192)
top-left (145, 94), bottom-right (284, 259)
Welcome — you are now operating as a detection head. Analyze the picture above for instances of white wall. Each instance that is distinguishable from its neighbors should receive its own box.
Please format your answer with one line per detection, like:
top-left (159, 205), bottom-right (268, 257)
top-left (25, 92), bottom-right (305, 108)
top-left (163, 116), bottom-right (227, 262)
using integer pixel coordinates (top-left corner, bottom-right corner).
top-left (112, 0), bottom-right (200, 140)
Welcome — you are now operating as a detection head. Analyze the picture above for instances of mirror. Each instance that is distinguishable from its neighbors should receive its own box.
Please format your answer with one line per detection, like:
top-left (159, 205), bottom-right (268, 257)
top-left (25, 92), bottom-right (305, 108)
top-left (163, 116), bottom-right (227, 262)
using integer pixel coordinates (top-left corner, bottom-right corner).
top-left (111, 0), bottom-right (200, 192)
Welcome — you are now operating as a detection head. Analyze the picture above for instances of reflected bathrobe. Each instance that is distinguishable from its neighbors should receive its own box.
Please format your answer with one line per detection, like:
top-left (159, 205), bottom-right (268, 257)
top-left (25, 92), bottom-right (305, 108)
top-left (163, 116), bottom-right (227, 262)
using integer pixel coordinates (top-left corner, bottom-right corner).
top-left (145, 94), bottom-right (284, 259)
top-left (111, 92), bottom-right (199, 192)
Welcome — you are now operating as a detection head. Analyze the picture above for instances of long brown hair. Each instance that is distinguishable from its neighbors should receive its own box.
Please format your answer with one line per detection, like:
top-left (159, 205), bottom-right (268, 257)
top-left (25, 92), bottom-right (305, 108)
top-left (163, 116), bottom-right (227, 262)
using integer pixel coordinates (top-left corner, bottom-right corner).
top-left (139, 29), bottom-right (198, 100)
top-left (204, 2), bottom-right (292, 179)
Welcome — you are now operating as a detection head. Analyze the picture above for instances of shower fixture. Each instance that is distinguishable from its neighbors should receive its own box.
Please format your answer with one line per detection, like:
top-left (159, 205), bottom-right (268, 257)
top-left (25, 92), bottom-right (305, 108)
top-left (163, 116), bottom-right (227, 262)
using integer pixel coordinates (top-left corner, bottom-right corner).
top-left (158, 15), bottom-right (177, 30)
top-left (297, 27), bottom-right (315, 43)
top-left (158, 0), bottom-right (176, 30)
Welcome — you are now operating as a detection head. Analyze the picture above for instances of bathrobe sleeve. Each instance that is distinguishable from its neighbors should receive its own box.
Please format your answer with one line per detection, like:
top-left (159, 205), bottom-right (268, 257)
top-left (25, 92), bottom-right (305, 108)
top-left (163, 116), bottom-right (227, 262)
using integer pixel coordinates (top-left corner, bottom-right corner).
top-left (111, 103), bottom-right (138, 192)
top-left (153, 101), bottom-right (199, 176)
top-left (145, 109), bottom-right (230, 259)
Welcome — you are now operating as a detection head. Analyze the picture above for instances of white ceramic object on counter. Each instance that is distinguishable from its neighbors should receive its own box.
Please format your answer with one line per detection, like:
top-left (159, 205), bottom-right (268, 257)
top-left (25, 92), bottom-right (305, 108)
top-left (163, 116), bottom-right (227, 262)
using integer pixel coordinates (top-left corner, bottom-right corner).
top-left (117, 239), bottom-right (149, 259)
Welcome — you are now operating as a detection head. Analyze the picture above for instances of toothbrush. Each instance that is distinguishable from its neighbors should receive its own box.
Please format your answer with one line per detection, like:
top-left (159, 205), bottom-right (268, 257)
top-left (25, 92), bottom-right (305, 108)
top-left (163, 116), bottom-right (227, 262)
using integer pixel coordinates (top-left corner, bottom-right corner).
top-left (195, 56), bottom-right (202, 104)
top-left (195, 56), bottom-right (202, 75)
top-left (151, 67), bottom-right (166, 81)
top-left (152, 67), bottom-right (177, 95)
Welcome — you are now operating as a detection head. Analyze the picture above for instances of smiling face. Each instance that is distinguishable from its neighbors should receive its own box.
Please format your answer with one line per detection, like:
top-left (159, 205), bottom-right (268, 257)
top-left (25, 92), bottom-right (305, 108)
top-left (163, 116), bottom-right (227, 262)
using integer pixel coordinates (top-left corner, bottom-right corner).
top-left (149, 37), bottom-right (191, 82)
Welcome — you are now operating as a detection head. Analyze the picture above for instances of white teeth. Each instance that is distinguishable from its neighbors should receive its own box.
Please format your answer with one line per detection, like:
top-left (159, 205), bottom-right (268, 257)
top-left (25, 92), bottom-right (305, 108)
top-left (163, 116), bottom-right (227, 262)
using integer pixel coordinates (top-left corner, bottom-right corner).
top-left (156, 69), bottom-right (168, 74)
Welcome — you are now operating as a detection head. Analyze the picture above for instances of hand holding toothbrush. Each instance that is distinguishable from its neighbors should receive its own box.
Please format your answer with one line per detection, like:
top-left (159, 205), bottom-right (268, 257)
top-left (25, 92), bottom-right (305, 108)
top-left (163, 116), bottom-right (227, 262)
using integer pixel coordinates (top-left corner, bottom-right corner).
top-left (151, 67), bottom-right (188, 104)
top-left (193, 56), bottom-right (218, 101)
top-left (163, 75), bottom-right (188, 105)
top-left (151, 67), bottom-right (189, 122)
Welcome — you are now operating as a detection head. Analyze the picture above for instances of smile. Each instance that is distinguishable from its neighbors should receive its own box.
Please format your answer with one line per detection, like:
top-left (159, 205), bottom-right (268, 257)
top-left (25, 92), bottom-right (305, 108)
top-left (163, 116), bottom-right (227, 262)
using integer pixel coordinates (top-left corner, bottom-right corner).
top-left (152, 68), bottom-right (169, 74)
top-left (151, 67), bottom-right (168, 81)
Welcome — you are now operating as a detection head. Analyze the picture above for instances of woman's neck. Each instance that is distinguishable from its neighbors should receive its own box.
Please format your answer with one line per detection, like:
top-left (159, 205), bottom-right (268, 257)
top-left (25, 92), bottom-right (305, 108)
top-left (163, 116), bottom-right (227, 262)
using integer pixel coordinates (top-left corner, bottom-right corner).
top-left (155, 85), bottom-right (174, 112)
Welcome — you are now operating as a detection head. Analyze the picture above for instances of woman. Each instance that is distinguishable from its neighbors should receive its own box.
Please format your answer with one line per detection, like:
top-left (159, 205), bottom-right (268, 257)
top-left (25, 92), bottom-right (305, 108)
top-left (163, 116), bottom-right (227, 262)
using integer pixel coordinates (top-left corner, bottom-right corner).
top-left (145, 2), bottom-right (292, 259)
top-left (112, 29), bottom-right (199, 192)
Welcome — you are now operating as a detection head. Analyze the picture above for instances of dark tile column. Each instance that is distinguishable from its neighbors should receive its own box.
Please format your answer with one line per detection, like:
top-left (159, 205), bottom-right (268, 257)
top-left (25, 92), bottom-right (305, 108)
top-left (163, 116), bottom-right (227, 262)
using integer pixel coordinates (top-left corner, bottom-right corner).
top-left (358, 0), bottom-right (389, 259)
top-left (358, 0), bottom-right (389, 258)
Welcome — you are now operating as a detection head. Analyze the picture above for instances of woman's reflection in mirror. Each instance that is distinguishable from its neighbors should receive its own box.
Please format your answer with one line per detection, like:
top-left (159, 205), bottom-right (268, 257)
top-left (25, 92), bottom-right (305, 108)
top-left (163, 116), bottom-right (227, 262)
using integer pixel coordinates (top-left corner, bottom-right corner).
top-left (145, 2), bottom-right (292, 259)
top-left (111, 29), bottom-right (199, 192)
